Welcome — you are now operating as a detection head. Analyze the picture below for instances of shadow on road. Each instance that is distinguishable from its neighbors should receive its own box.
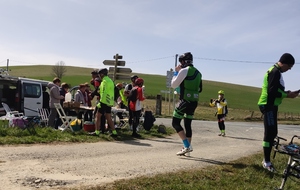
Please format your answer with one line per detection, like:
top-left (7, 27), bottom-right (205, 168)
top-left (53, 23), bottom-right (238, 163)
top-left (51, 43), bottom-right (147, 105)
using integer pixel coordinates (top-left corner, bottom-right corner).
top-left (146, 137), bottom-right (182, 145)
top-left (180, 156), bottom-right (248, 169)
top-left (224, 135), bottom-right (259, 141)
top-left (117, 140), bottom-right (152, 147)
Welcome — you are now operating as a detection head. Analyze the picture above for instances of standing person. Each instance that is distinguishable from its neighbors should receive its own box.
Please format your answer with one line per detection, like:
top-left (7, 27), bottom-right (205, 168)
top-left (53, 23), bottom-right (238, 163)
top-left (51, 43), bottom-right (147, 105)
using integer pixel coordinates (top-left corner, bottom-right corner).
top-left (55, 82), bottom-right (69, 129)
top-left (84, 82), bottom-right (93, 122)
top-left (258, 53), bottom-right (299, 172)
top-left (124, 75), bottom-right (138, 130)
top-left (210, 90), bottom-right (227, 136)
top-left (94, 68), bottom-right (117, 136)
top-left (90, 70), bottom-right (106, 133)
top-left (42, 86), bottom-right (50, 111)
top-left (129, 78), bottom-right (145, 137)
top-left (48, 77), bottom-right (64, 129)
top-left (171, 52), bottom-right (202, 156)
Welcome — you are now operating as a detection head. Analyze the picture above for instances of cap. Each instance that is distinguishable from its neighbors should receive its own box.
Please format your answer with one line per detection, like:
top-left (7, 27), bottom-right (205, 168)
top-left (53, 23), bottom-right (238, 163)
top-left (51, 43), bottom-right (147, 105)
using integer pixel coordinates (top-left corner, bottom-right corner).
top-left (279, 53), bottom-right (295, 65)
top-left (218, 90), bottom-right (225, 95)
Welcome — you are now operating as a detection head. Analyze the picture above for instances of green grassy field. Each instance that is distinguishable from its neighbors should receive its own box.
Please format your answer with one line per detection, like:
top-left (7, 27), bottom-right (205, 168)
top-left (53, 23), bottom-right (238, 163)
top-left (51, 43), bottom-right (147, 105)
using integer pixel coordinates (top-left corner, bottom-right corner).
top-left (7, 65), bottom-right (300, 121)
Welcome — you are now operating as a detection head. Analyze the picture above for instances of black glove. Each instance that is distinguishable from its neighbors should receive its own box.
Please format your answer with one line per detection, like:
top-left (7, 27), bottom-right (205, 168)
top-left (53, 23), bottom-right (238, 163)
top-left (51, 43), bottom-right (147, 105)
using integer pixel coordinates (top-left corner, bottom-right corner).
top-left (210, 99), bottom-right (213, 103)
top-left (215, 100), bottom-right (220, 103)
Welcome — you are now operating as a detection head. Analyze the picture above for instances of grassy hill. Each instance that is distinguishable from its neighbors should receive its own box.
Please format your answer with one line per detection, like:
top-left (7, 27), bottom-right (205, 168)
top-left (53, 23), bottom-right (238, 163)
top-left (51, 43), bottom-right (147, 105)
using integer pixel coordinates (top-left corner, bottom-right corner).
top-left (5, 65), bottom-right (300, 121)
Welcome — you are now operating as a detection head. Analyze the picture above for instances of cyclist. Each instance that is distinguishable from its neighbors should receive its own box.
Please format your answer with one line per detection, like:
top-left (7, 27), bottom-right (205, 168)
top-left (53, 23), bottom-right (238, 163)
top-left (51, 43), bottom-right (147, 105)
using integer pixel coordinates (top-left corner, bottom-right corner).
top-left (210, 90), bottom-right (227, 136)
top-left (171, 52), bottom-right (202, 156)
top-left (94, 68), bottom-right (117, 136)
top-left (258, 53), bottom-right (299, 172)
top-left (124, 75), bottom-right (139, 130)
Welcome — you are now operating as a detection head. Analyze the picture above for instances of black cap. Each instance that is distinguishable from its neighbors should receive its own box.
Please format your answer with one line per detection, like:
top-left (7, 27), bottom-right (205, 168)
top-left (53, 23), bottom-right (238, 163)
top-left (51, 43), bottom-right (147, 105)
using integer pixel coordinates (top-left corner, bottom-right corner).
top-left (279, 53), bottom-right (295, 65)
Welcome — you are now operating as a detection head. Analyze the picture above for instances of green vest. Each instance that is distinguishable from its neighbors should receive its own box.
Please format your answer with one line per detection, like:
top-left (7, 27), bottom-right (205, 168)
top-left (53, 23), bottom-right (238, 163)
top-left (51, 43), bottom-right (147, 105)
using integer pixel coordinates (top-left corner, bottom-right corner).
top-left (182, 66), bottom-right (202, 101)
top-left (119, 88), bottom-right (128, 106)
top-left (98, 76), bottom-right (115, 106)
top-left (258, 65), bottom-right (287, 106)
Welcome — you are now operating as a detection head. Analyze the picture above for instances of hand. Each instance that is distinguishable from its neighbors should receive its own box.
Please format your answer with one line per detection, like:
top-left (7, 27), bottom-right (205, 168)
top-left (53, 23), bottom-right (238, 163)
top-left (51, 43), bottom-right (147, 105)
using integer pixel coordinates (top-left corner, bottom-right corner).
top-left (175, 65), bottom-right (182, 72)
top-left (210, 98), bottom-right (213, 103)
top-left (215, 100), bottom-right (220, 103)
top-left (287, 91), bottom-right (299, 98)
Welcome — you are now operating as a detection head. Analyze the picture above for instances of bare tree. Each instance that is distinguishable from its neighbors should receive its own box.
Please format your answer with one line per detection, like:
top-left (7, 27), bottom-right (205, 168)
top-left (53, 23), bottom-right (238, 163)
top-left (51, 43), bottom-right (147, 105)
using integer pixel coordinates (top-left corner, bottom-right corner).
top-left (52, 61), bottom-right (67, 79)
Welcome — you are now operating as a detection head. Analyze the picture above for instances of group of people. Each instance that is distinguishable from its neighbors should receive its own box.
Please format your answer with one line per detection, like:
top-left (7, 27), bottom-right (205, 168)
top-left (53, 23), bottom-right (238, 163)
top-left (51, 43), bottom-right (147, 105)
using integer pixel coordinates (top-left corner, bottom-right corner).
top-left (170, 52), bottom-right (299, 174)
top-left (44, 68), bottom-right (146, 138)
top-left (89, 68), bottom-right (146, 137)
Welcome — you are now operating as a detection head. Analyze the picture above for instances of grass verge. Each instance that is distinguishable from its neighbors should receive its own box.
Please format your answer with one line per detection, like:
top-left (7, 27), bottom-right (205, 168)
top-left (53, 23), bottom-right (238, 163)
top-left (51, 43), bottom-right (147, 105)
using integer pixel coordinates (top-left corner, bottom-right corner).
top-left (70, 152), bottom-right (299, 190)
top-left (0, 124), bottom-right (175, 145)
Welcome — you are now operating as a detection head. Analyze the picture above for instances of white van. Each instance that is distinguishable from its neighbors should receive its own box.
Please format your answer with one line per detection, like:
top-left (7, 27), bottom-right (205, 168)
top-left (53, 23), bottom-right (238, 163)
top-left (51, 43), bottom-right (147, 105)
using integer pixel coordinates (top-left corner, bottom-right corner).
top-left (0, 73), bottom-right (50, 117)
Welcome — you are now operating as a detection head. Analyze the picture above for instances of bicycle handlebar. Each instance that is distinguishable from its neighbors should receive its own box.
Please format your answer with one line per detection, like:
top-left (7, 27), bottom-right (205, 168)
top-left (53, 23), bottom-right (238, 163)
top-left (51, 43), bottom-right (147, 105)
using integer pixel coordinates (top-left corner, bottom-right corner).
top-left (290, 135), bottom-right (300, 145)
top-left (273, 135), bottom-right (300, 159)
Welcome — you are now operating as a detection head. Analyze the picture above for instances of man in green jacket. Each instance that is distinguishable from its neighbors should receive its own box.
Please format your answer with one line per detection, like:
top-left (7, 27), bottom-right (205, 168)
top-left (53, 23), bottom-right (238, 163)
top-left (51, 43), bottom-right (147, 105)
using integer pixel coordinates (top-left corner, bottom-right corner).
top-left (94, 68), bottom-right (118, 136)
top-left (258, 53), bottom-right (299, 172)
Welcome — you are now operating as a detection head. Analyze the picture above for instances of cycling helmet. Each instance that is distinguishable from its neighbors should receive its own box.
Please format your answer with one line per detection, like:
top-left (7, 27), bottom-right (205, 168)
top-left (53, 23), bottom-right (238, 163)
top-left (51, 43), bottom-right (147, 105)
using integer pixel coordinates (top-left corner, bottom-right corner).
top-left (218, 90), bottom-right (225, 95)
top-left (131, 75), bottom-right (138, 82)
top-left (116, 83), bottom-right (123, 89)
top-left (135, 78), bottom-right (144, 86)
top-left (98, 68), bottom-right (108, 75)
top-left (179, 52), bottom-right (193, 67)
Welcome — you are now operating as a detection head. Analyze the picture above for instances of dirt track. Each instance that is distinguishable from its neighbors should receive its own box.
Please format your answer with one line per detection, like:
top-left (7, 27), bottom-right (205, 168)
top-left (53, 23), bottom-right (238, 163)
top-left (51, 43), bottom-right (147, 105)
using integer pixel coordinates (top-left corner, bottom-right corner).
top-left (0, 119), bottom-right (299, 190)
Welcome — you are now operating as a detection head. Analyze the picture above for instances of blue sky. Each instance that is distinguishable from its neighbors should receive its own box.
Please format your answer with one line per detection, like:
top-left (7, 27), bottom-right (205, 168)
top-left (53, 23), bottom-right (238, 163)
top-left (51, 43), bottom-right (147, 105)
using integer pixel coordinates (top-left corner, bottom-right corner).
top-left (0, 0), bottom-right (300, 90)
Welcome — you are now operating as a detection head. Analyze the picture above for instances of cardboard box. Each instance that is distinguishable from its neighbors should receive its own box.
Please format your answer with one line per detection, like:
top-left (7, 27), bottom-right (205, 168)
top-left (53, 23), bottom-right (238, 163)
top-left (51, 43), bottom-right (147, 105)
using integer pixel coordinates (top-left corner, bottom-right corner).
top-left (70, 102), bottom-right (80, 108)
top-left (63, 102), bottom-right (70, 108)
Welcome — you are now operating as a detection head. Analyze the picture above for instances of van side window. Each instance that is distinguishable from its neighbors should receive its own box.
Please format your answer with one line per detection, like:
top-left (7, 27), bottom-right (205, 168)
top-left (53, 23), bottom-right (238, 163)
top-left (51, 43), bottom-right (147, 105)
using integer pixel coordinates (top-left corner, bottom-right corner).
top-left (23, 83), bottom-right (41, 98)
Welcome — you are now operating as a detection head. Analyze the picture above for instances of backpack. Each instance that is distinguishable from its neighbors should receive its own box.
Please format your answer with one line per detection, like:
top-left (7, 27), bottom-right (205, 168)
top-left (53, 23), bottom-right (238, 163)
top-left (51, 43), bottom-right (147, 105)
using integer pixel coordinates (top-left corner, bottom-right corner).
top-left (128, 87), bottom-right (138, 102)
top-left (143, 111), bottom-right (156, 131)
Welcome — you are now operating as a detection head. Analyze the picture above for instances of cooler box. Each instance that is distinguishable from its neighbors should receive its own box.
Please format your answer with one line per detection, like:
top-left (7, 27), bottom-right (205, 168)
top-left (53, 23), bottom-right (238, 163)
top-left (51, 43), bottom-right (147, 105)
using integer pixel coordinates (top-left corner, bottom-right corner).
top-left (83, 123), bottom-right (95, 132)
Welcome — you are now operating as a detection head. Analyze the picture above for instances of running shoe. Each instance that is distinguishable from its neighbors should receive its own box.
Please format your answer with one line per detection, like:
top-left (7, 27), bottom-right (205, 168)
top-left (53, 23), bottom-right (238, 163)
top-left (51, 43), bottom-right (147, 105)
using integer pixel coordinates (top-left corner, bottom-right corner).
top-left (184, 146), bottom-right (193, 157)
top-left (177, 147), bottom-right (192, 156)
top-left (262, 161), bottom-right (276, 173)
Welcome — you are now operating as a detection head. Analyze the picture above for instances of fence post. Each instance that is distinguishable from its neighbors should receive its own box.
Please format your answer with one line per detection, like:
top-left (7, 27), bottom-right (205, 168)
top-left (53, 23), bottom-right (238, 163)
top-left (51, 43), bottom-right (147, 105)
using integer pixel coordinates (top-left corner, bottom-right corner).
top-left (156, 94), bottom-right (162, 115)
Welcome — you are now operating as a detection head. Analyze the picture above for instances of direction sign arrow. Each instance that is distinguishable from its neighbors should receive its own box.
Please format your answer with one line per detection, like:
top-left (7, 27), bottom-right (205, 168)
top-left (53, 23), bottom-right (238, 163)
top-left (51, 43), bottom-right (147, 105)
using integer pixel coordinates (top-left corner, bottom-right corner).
top-left (103, 60), bottom-right (126, 66)
top-left (108, 74), bottom-right (131, 80)
top-left (113, 55), bottom-right (123, 59)
top-left (109, 67), bottom-right (132, 74)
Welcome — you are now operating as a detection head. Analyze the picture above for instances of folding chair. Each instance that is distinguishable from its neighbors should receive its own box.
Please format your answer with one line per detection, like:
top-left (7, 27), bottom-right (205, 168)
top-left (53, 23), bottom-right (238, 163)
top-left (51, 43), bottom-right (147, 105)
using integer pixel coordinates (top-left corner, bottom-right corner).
top-left (1, 102), bottom-right (24, 117)
top-left (37, 108), bottom-right (49, 126)
top-left (54, 103), bottom-right (77, 132)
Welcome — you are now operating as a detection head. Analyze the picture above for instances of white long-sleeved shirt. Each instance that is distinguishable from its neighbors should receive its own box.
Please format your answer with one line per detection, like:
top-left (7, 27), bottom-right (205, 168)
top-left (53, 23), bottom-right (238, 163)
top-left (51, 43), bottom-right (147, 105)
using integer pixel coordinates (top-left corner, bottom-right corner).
top-left (171, 67), bottom-right (188, 88)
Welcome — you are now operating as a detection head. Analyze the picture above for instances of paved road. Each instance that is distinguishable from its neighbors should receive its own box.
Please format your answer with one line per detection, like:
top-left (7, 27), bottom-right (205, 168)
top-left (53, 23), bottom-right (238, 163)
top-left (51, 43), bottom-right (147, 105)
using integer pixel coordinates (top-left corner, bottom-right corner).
top-left (0, 119), bottom-right (299, 190)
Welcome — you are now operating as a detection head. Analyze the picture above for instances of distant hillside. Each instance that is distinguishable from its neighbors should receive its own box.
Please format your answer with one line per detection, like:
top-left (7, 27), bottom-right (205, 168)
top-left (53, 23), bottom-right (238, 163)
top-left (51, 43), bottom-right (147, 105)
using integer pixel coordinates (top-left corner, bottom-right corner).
top-left (3, 65), bottom-right (300, 114)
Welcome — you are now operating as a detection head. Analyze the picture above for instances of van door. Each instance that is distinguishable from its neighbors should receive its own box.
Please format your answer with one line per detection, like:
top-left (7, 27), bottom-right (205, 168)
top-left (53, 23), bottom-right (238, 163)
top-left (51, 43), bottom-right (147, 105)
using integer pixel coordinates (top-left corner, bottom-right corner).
top-left (22, 81), bottom-right (42, 117)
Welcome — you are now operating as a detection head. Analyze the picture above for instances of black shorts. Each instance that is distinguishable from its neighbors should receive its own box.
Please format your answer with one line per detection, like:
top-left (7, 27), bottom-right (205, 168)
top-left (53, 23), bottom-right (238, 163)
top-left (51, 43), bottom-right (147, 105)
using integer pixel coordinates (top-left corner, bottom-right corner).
top-left (173, 99), bottom-right (198, 119)
top-left (97, 102), bottom-right (112, 114)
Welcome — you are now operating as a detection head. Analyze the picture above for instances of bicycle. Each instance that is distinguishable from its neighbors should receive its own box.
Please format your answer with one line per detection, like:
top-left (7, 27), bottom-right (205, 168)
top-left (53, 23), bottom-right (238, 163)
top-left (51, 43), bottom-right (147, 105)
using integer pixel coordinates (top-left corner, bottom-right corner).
top-left (273, 135), bottom-right (300, 190)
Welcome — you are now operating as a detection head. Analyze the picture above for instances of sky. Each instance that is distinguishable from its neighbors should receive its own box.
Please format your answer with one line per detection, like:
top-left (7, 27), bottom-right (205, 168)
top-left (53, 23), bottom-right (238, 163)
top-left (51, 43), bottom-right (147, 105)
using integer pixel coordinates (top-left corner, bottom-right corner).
top-left (0, 0), bottom-right (300, 90)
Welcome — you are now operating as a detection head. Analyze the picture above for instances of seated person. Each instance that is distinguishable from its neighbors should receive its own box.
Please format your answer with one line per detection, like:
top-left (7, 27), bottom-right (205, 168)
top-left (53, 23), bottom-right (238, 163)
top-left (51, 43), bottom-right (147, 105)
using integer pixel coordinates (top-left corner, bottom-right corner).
top-left (114, 83), bottom-right (128, 128)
